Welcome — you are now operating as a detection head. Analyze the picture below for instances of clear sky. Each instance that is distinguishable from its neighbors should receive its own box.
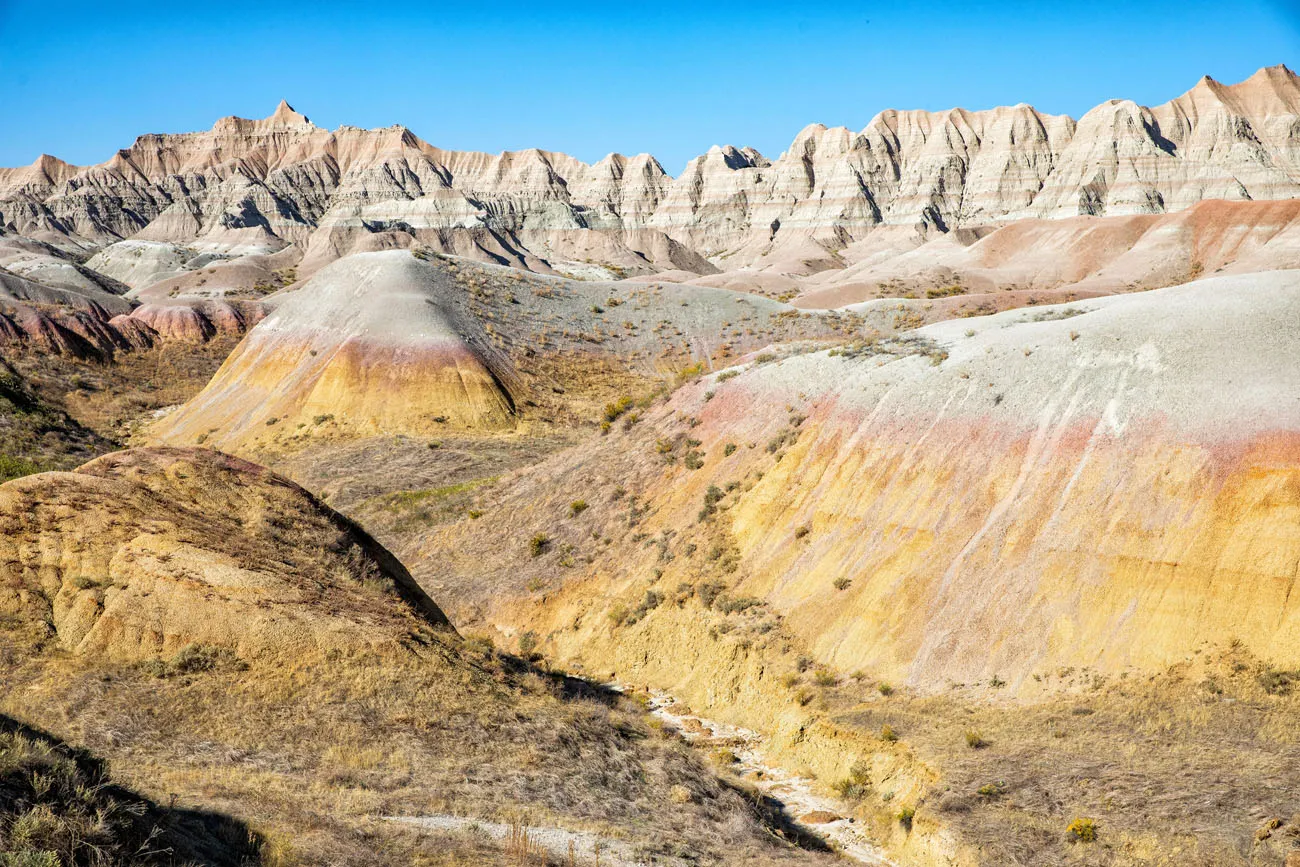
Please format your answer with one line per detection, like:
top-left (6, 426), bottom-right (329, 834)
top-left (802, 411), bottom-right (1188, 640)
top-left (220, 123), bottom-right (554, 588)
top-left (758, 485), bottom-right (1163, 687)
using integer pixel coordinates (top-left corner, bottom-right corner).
top-left (0, 1), bottom-right (1296, 175)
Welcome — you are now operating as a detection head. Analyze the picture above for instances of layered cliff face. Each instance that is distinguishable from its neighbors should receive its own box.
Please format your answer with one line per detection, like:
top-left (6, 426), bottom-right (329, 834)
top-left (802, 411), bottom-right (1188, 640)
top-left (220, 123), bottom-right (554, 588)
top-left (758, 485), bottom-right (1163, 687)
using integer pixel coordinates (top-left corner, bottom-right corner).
top-left (5, 66), bottom-right (1300, 292)
top-left (413, 269), bottom-right (1300, 692)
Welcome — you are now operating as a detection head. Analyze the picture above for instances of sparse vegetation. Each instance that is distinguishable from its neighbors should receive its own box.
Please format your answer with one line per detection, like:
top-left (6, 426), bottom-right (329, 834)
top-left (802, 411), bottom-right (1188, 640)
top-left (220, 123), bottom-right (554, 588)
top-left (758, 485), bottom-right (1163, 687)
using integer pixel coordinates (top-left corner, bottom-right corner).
top-left (1066, 817), bottom-right (1097, 843)
top-left (832, 761), bottom-right (872, 801)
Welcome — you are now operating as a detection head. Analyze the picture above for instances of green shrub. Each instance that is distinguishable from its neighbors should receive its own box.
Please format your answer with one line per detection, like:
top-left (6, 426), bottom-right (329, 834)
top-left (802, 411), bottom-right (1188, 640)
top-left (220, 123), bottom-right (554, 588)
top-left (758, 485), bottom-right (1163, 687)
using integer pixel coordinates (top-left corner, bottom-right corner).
top-left (716, 596), bottom-right (762, 614)
top-left (0, 454), bottom-right (42, 483)
top-left (723, 442), bottom-right (737, 456)
top-left (897, 806), bottom-right (916, 830)
top-left (965, 730), bottom-right (988, 749)
top-left (878, 683), bottom-right (894, 696)
top-left (569, 500), bottom-right (588, 516)
top-left (881, 724), bottom-right (898, 743)
top-left (833, 576), bottom-right (852, 591)
top-left (518, 631), bottom-right (538, 658)
top-left (529, 533), bottom-right (550, 557)
top-left (698, 581), bottom-right (728, 609)
top-left (832, 761), bottom-right (871, 801)
top-left (698, 485), bottom-right (725, 520)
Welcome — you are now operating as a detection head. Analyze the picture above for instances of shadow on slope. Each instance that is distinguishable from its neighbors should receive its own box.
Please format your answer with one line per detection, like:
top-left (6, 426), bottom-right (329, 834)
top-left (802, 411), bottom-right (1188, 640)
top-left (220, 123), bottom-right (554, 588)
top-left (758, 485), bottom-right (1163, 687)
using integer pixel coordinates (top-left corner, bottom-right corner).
top-left (0, 713), bottom-right (262, 866)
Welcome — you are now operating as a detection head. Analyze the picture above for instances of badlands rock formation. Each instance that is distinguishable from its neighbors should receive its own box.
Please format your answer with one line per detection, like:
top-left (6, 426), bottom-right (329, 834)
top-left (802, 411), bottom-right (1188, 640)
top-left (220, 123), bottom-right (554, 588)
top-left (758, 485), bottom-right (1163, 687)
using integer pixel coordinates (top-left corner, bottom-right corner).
top-left (0, 236), bottom-right (263, 357)
top-left (0, 446), bottom-right (452, 661)
top-left (152, 249), bottom-right (851, 451)
top-left (420, 270), bottom-right (1300, 690)
top-left (4, 66), bottom-right (1300, 295)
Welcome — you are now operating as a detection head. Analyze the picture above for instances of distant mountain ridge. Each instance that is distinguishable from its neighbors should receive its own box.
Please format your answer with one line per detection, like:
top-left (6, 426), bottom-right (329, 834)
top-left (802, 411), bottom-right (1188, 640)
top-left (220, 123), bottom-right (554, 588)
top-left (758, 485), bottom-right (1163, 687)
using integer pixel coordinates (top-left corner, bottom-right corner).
top-left (2, 66), bottom-right (1299, 278)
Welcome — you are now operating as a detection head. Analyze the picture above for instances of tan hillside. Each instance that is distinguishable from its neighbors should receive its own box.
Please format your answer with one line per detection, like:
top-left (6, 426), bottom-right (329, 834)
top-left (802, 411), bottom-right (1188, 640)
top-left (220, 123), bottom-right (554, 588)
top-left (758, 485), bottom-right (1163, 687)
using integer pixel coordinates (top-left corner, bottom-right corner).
top-left (379, 270), bottom-right (1300, 865)
top-left (151, 249), bottom-right (858, 453)
top-left (0, 446), bottom-right (452, 660)
top-left (0, 446), bottom-right (842, 866)
top-left (6, 61), bottom-right (1300, 867)
top-left (417, 269), bottom-right (1300, 688)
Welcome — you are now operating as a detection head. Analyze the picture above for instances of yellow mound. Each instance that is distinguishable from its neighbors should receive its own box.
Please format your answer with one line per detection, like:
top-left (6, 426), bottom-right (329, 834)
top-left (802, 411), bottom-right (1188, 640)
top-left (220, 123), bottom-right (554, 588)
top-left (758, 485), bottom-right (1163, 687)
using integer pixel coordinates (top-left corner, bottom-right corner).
top-left (0, 446), bottom-right (452, 661)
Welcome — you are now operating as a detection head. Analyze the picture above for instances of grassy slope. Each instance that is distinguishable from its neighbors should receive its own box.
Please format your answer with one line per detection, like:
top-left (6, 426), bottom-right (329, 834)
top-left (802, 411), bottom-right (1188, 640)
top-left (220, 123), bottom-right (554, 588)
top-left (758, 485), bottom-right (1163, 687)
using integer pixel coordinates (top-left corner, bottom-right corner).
top-left (0, 715), bottom-right (259, 866)
top-left (0, 633), bottom-right (834, 867)
top-left (0, 336), bottom-right (240, 481)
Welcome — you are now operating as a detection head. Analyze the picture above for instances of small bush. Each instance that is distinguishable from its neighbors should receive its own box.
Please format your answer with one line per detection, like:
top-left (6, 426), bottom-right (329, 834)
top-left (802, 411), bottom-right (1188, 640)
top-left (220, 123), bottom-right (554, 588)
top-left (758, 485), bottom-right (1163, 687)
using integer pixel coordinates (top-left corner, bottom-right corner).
top-left (832, 761), bottom-right (871, 801)
top-left (880, 724), bottom-right (898, 743)
top-left (603, 396), bottom-right (634, 423)
top-left (528, 533), bottom-right (550, 557)
top-left (1258, 666), bottom-right (1300, 695)
top-left (833, 576), bottom-right (852, 591)
top-left (697, 485), bottom-right (725, 521)
top-left (698, 581), bottom-right (727, 609)
top-left (878, 683), bottom-right (894, 697)
top-left (813, 668), bottom-right (837, 688)
top-left (793, 524), bottom-right (811, 540)
top-left (898, 806), bottom-right (916, 830)
top-left (965, 730), bottom-right (988, 749)
top-left (0, 454), bottom-right (42, 482)
top-left (518, 631), bottom-right (538, 658)
top-left (723, 442), bottom-right (737, 456)
top-left (716, 596), bottom-right (762, 615)
top-left (1066, 817), bottom-right (1097, 843)
top-left (169, 644), bottom-right (243, 675)
top-left (569, 500), bottom-right (588, 516)
top-left (977, 782), bottom-right (1005, 798)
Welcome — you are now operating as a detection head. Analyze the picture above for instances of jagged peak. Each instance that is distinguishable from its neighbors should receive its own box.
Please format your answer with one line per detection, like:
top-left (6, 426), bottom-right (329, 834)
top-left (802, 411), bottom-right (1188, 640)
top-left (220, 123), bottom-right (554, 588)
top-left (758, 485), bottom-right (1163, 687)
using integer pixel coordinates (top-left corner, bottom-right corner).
top-left (1243, 63), bottom-right (1298, 84)
top-left (1222, 63), bottom-right (1300, 113)
top-left (266, 100), bottom-right (313, 127)
top-left (31, 153), bottom-right (73, 173)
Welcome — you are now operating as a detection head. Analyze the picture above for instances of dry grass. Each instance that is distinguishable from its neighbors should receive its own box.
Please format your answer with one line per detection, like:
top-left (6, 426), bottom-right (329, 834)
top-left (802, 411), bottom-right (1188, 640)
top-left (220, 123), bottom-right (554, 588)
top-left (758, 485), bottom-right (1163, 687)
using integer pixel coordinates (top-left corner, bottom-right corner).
top-left (821, 646), bottom-right (1300, 866)
top-left (0, 632), bottom-right (833, 866)
top-left (0, 337), bottom-right (239, 478)
top-left (0, 714), bottom-right (259, 866)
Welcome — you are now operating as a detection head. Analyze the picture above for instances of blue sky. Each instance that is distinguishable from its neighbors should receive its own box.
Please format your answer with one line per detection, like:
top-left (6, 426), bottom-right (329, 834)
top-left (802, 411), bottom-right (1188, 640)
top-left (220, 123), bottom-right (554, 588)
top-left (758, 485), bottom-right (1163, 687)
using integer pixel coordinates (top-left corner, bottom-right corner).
top-left (0, 1), bottom-right (1296, 174)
